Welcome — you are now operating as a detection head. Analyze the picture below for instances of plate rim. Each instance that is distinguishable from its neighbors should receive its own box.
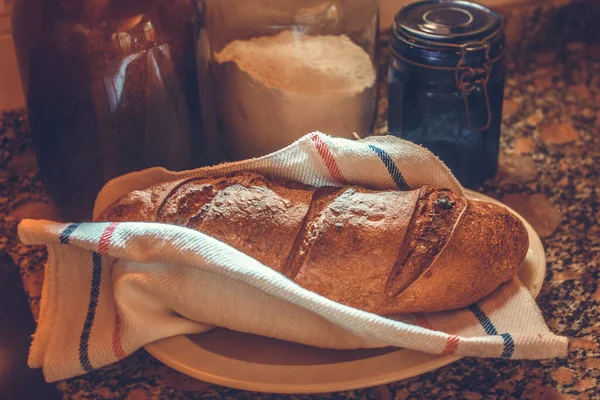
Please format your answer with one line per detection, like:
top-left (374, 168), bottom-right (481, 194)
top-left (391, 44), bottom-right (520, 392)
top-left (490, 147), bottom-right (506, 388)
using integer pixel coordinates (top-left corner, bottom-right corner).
top-left (144, 189), bottom-right (546, 394)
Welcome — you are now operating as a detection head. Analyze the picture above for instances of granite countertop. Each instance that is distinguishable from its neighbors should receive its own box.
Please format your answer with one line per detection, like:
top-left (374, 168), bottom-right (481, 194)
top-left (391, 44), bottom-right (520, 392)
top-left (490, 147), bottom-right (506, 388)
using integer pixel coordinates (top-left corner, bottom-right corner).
top-left (2, 33), bottom-right (600, 400)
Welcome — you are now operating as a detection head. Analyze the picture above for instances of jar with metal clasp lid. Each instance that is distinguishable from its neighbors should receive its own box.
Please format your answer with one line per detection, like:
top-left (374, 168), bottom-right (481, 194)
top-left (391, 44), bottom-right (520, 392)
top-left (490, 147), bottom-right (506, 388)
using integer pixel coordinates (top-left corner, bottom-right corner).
top-left (387, 0), bottom-right (506, 188)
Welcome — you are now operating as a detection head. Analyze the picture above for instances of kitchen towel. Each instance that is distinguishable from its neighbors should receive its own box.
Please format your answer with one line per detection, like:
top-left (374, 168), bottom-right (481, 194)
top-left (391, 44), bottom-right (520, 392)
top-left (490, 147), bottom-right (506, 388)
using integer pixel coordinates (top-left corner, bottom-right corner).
top-left (18, 132), bottom-right (569, 383)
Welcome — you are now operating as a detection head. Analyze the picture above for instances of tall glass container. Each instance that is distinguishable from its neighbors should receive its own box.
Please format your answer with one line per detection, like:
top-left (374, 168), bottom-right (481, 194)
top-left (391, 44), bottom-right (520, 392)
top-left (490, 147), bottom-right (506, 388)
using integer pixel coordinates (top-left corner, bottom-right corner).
top-left (11, 0), bottom-right (216, 221)
top-left (206, 0), bottom-right (380, 160)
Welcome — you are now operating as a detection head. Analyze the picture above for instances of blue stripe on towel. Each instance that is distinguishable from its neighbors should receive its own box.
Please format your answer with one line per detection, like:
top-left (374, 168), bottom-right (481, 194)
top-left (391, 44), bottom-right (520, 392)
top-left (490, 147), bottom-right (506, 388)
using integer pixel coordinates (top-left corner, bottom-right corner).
top-left (59, 223), bottom-right (80, 244)
top-left (469, 304), bottom-right (515, 358)
top-left (367, 145), bottom-right (411, 191)
top-left (500, 333), bottom-right (515, 358)
top-left (468, 304), bottom-right (498, 335)
top-left (79, 251), bottom-right (103, 372)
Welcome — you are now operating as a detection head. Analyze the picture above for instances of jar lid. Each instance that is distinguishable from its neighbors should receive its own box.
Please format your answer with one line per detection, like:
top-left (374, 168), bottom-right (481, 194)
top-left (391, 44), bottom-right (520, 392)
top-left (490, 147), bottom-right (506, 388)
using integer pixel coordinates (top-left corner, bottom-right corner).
top-left (394, 0), bottom-right (501, 44)
top-left (391, 0), bottom-right (504, 68)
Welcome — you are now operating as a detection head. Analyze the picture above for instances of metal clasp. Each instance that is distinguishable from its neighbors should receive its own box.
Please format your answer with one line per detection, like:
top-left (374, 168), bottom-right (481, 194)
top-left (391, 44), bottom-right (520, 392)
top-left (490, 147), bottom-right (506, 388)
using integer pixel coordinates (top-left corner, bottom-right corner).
top-left (455, 41), bottom-right (493, 132)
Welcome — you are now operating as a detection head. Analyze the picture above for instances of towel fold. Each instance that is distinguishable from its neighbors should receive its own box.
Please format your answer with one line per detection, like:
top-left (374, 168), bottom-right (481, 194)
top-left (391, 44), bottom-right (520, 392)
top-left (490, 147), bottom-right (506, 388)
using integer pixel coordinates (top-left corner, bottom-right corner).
top-left (18, 133), bottom-right (569, 383)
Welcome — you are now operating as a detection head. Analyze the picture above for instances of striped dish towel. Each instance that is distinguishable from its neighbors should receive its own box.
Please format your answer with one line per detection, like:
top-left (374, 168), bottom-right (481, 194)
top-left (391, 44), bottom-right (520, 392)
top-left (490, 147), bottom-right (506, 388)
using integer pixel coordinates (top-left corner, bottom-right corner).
top-left (18, 133), bottom-right (568, 383)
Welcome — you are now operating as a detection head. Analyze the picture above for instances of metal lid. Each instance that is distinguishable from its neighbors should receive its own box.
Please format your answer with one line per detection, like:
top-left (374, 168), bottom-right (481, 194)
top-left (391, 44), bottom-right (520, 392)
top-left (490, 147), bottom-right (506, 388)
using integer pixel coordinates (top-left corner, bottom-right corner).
top-left (394, 0), bottom-right (502, 46)
top-left (390, 0), bottom-right (504, 68)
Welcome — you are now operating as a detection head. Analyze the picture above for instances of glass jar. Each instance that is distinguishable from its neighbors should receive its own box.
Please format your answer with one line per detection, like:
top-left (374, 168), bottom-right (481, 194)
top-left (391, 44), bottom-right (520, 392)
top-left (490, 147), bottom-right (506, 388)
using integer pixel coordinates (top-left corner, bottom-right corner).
top-left (205, 0), bottom-right (380, 160)
top-left (387, 0), bottom-right (506, 188)
top-left (11, 0), bottom-right (217, 221)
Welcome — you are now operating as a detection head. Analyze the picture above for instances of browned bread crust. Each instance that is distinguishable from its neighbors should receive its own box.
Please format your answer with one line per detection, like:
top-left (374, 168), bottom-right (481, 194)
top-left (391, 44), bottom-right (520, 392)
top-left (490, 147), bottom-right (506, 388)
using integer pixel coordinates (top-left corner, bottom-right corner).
top-left (96, 171), bottom-right (529, 316)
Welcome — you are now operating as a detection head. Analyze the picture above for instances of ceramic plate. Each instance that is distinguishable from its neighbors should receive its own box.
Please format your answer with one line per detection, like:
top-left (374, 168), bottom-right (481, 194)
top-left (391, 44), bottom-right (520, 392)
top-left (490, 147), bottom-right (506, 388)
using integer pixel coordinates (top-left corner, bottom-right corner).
top-left (144, 190), bottom-right (546, 394)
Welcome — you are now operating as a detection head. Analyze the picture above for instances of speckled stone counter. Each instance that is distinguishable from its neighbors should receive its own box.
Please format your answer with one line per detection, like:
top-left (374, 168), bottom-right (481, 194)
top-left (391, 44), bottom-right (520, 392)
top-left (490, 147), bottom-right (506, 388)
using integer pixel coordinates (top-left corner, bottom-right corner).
top-left (2, 18), bottom-right (600, 400)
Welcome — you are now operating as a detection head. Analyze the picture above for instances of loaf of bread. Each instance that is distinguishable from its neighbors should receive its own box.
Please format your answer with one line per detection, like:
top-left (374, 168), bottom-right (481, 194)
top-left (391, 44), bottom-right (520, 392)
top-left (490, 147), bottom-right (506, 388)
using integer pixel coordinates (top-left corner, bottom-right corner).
top-left (96, 171), bottom-right (529, 316)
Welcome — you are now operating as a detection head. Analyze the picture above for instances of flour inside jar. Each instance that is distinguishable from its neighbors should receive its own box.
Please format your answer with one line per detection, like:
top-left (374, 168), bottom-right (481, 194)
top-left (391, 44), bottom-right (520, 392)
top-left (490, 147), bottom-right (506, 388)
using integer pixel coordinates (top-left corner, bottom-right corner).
top-left (213, 30), bottom-right (377, 159)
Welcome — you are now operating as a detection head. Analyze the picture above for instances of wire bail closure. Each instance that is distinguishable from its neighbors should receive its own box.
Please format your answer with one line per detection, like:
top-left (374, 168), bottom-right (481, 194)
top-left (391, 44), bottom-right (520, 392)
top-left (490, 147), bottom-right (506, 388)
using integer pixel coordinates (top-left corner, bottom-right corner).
top-left (455, 41), bottom-right (493, 132)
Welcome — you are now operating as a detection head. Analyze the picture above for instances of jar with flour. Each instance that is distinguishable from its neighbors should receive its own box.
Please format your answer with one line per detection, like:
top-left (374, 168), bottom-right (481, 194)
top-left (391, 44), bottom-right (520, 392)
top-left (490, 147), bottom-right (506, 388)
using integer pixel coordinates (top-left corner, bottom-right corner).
top-left (206, 0), bottom-right (379, 160)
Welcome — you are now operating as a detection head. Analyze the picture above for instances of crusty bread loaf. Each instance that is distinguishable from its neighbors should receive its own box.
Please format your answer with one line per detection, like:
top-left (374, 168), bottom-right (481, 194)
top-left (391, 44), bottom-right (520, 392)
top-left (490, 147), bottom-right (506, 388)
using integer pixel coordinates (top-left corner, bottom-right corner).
top-left (96, 171), bottom-right (529, 316)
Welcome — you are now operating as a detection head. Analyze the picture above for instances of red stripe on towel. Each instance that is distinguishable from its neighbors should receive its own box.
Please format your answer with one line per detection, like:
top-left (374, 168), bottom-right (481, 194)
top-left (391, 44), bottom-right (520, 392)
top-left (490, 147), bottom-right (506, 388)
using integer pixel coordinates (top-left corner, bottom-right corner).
top-left (98, 223), bottom-right (119, 254)
top-left (99, 226), bottom-right (126, 360)
top-left (414, 313), bottom-right (434, 330)
top-left (310, 134), bottom-right (345, 183)
top-left (442, 335), bottom-right (460, 355)
top-left (414, 313), bottom-right (461, 355)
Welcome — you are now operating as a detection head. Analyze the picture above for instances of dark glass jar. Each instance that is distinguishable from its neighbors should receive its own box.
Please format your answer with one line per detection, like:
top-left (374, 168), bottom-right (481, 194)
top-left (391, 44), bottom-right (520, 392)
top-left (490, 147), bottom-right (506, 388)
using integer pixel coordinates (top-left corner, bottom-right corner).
top-left (388, 0), bottom-right (506, 188)
top-left (11, 0), bottom-right (217, 221)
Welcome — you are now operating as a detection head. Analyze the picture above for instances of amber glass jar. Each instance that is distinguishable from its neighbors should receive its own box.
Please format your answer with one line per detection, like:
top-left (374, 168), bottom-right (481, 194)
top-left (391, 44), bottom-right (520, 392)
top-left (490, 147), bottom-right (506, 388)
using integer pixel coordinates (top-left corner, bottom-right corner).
top-left (11, 0), bottom-right (216, 221)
